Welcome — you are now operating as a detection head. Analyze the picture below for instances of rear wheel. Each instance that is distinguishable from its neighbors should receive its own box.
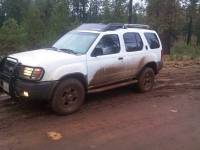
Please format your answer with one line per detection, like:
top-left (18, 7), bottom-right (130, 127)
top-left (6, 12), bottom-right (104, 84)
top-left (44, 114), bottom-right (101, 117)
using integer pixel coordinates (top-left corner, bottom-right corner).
top-left (137, 67), bottom-right (155, 92)
top-left (51, 78), bottom-right (85, 115)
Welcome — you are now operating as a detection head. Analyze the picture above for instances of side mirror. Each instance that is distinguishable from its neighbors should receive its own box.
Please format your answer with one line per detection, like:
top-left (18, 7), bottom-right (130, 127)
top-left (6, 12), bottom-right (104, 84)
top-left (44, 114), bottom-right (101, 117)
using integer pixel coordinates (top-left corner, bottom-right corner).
top-left (92, 48), bottom-right (103, 57)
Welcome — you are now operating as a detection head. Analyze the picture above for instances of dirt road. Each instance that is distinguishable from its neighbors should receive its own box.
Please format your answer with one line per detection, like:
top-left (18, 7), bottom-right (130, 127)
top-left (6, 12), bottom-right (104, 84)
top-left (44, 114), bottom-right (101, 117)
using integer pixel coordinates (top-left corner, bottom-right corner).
top-left (0, 61), bottom-right (200, 150)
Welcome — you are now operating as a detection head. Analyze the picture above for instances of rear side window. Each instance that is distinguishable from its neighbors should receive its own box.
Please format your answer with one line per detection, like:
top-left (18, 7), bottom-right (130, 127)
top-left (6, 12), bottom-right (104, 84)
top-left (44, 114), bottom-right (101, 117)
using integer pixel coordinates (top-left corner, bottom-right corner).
top-left (123, 32), bottom-right (143, 52)
top-left (144, 32), bottom-right (160, 49)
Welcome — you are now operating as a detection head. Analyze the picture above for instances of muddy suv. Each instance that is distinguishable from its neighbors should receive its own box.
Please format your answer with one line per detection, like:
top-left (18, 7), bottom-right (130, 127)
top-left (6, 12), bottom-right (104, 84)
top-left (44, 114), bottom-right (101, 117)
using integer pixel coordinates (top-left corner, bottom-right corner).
top-left (0, 23), bottom-right (163, 115)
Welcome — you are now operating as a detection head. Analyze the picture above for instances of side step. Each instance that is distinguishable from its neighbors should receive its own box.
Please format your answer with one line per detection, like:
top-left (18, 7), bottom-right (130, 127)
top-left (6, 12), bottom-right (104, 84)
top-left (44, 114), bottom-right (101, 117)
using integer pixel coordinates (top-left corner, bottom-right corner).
top-left (88, 80), bottom-right (138, 94)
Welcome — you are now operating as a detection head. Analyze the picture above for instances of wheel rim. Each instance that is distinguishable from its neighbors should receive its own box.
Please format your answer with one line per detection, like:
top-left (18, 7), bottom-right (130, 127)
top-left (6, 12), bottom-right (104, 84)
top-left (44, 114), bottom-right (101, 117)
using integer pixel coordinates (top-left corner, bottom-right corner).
top-left (61, 87), bottom-right (79, 107)
top-left (143, 72), bottom-right (153, 90)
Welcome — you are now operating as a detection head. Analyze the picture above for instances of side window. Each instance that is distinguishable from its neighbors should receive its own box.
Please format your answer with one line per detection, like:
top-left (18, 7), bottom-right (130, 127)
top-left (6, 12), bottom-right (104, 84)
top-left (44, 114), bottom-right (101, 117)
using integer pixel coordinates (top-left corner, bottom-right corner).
top-left (144, 33), bottom-right (160, 49)
top-left (123, 32), bottom-right (143, 52)
top-left (95, 34), bottom-right (120, 56)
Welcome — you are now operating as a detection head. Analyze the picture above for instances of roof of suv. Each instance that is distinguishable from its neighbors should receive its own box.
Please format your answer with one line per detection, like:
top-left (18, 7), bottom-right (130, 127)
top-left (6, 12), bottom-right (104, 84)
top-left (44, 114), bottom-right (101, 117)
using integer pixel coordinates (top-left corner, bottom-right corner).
top-left (75, 23), bottom-right (154, 33)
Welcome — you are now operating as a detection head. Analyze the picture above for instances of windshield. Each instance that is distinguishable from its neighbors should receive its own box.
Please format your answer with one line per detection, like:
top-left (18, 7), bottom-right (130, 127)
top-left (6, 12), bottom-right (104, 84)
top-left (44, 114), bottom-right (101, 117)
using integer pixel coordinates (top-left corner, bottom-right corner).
top-left (53, 31), bottom-right (99, 54)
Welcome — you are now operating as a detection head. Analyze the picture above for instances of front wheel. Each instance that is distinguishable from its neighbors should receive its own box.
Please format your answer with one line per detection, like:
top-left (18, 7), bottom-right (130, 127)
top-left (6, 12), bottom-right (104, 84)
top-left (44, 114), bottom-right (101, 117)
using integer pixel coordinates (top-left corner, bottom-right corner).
top-left (51, 78), bottom-right (85, 115)
top-left (137, 67), bottom-right (155, 93)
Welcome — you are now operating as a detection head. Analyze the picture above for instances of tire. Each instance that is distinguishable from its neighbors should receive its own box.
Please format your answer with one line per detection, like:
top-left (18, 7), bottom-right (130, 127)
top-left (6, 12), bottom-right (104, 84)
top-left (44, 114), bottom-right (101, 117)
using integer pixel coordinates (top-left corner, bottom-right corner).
top-left (51, 78), bottom-right (85, 115)
top-left (137, 67), bottom-right (155, 93)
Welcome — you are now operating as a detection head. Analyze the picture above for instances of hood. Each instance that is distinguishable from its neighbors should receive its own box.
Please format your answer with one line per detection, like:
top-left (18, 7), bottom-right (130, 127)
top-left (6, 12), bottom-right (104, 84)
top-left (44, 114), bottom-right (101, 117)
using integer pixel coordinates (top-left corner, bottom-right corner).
top-left (9, 49), bottom-right (83, 67)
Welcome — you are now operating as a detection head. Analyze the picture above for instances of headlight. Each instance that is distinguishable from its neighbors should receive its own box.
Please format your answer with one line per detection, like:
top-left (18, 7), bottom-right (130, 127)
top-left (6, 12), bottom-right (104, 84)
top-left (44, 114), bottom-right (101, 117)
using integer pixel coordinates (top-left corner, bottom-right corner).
top-left (19, 66), bottom-right (44, 80)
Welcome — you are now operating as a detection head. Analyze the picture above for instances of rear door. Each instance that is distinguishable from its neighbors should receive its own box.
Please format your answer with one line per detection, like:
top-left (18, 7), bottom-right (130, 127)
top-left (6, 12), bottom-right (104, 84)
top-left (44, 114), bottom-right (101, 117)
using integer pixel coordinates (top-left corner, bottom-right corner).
top-left (123, 32), bottom-right (146, 77)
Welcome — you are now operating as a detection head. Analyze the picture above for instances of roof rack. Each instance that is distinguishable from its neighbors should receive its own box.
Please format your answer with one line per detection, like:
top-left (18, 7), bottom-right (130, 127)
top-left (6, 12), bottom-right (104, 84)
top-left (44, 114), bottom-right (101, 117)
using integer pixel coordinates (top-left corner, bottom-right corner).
top-left (75, 23), bottom-right (150, 32)
top-left (76, 23), bottom-right (107, 32)
top-left (124, 24), bottom-right (150, 29)
top-left (103, 23), bottom-right (125, 31)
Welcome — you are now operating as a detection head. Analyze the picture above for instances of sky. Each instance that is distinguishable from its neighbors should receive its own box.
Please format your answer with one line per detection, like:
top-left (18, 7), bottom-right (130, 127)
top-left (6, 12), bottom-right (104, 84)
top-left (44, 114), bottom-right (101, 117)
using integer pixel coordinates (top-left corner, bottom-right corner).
top-left (132, 0), bottom-right (146, 7)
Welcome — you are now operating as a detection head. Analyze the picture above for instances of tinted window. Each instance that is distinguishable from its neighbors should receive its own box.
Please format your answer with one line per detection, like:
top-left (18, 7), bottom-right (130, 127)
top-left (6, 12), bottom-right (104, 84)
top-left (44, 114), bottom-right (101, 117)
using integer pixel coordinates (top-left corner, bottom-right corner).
top-left (95, 34), bottom-right (120, 55)
top-left (144, 33), bottom-right (160, 49)
top-left (123, 33), bottom-right (143, 52)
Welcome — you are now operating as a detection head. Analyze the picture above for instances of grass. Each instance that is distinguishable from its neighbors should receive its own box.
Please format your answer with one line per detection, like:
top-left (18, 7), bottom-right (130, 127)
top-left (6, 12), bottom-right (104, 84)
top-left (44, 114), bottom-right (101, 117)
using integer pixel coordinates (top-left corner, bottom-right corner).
top-left (167, 40), bottom-right (200, 61)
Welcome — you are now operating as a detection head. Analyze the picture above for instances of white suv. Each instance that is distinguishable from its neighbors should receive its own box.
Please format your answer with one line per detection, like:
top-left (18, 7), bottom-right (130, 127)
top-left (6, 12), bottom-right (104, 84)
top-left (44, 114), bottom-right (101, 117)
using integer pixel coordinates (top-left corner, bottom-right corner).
top-left (0, 23), bottom-right (163, 115)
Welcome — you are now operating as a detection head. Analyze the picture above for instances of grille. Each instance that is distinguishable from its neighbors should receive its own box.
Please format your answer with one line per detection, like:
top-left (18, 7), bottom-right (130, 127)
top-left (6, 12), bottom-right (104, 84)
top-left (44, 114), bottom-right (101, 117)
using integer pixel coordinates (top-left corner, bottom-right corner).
top-left (0, 57), bottom-right (19, 83)
top-left (2, 59), bottom-right (17, 76)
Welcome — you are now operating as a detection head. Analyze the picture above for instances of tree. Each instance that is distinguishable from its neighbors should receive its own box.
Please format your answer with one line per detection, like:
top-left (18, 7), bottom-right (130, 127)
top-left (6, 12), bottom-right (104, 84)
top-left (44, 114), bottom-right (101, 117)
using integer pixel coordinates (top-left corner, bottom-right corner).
top-left (132, 2), bottom-right (145, 24)
top-left (35, 0), bottom-right (56, 26)
top-left (0, 18), bottom-right (26, 53)
top-left (146, 0), bottom-right (182, 54)
top-left (87, 0), bottom-right (101, 22)
top-left (112, 0), bottom-right (127, 23)
top-left (0, 0), bottom-right (6, 26)
top-left (128, 0), bottom-right (133, 23)
top-left (69, 0), bottom-right (89, 23)
top-left (3, 0), bottom-right (30, 24)
top-left (102, 0), bottom-right (111, 23)
top-left (23, 5), bottom-right (45, 48)
top-left (185, 0), bottom-right (199, 45)
top-left (195, 4), bottom-right (200, 46)
top-left (80, 0), bottom-right (89, 22)
top-left (47, 0), bottom-right (71, 43)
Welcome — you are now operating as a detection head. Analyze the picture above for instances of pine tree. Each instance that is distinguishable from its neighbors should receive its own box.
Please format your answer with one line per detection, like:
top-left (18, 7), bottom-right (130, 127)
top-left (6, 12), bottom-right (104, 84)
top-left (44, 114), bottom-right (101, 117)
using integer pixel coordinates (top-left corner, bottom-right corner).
top-left (112, 0), bottom-right (127, 23)
top-left (0, 0), bottom-right (6, 26)
top-left (128, 0), bottom-right (133, 23)
top-left (35, 0), bottom-right (56, 26)
top-left (3, 0), bottom-right (30, 24)
top-left (102, 0), bottom-right (111, 23)
top-left (146, 0), bottom-right (182, 54)
top-left (23, 5), bottom-right (45, 48)
top-left (195, 4), bottom-right (200, 46)
top-left (47, 0), bottom-right (71, 43)
top-left (87, 0), bottom-right (101, 22)
top-left (0, 18), bottom-right (26, 53)
top-left (186, 0), bottom-right (199, 45)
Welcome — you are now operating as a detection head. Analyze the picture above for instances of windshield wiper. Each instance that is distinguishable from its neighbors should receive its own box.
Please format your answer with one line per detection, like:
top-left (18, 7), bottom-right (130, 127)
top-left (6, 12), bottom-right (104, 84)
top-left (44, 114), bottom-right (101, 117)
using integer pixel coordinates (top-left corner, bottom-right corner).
top-left (49, 47), bottom-right (81, 55)
top-left (49, 47), bottom-right (61, 52)
top-left (59, 48), bottom-right (80, 55)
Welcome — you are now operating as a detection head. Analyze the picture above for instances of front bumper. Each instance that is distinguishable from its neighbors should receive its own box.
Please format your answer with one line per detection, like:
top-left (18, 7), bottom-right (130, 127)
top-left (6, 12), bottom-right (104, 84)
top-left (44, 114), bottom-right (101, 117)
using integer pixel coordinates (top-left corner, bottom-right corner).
top-left (0, 56), bottom-right (58, 100)
top-left (0, 78), bottom-right (58, 100)
top-left (14, 79), bottom-right (58, 100)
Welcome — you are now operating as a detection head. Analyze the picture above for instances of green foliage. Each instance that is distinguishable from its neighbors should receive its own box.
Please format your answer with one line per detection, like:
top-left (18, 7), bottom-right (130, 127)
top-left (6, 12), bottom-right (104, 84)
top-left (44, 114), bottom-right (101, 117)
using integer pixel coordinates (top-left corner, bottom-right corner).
top-left (87, 0), bottom-right (101, 22)
top-left (194, 5), bottom-right (200, 46)
top-left (23, 5), bottom-right (45, 49)
top-left (102, 0), bottom-right (111, 23)
top-left (0, 18), bottom-right (26, 54)
top-left (0, 0), bottom-right (200, 56)
top-left (169, 40), bottom-right (200, 60)
top-left (46, 0), bottom-right (71, 44)
top-left (3, 0), bottom-right (30, 23)
top-left (35, 0), bottom-right (56, 26)
top-left (112, 0), bottom-right (127, 23)
top-left (146, 0), bottom-right (183, 54)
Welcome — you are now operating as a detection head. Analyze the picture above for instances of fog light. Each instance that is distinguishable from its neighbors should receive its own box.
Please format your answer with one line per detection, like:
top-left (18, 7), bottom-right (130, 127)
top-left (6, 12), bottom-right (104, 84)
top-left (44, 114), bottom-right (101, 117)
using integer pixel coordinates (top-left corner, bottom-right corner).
top-left (23, 91), bottom-right (29, 97)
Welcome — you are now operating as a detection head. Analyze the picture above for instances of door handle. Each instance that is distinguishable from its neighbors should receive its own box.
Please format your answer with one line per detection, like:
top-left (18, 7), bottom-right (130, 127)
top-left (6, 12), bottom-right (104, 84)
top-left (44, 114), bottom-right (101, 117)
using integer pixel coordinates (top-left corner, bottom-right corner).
top-left (118, 57), bottom-right (123, 60)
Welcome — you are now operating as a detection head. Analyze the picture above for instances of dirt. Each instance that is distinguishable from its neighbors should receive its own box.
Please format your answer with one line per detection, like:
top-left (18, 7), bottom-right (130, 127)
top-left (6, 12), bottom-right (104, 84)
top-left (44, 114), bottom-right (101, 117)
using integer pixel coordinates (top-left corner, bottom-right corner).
top-left (0, 61), bottom-right (200, 150)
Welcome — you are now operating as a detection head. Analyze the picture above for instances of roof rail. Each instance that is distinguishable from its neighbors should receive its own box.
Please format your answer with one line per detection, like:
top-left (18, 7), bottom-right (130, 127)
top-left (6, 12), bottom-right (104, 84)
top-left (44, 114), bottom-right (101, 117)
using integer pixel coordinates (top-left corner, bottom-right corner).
top-left (124, 24), bottom-right (150, 29)
top-left (103, 23), bottom-right (125, 31)
top-left (76, 23), bottom-right (107, 32)
top-left (75, 23), bottom-right (150, 32)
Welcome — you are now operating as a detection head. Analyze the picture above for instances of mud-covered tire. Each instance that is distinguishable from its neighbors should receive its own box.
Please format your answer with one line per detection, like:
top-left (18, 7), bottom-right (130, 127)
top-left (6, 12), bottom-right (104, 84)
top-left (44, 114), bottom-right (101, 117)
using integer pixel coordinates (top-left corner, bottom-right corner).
top-left (51, 78), bottom-right (85, 115)
top-left (137, 67), bottom-right (155, 93)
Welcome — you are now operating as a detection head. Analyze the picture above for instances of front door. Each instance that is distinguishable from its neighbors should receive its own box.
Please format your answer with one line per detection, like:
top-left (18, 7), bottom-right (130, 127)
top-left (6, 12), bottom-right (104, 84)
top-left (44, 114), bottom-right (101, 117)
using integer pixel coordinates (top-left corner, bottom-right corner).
top-left (87, 34), bottom-right (126, 88)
